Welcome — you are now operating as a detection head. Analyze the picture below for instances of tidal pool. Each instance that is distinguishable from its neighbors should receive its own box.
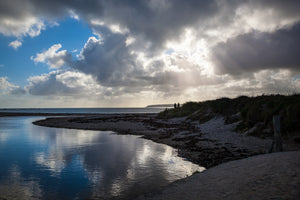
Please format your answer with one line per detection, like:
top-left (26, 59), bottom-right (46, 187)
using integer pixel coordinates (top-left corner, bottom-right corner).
top-left (0, 117), bottom-right (204, 200)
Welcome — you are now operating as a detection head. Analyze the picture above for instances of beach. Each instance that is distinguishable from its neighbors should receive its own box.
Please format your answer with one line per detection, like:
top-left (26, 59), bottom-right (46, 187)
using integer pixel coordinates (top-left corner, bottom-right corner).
top-left (2, 112), bottom-right (300, 199)
top-left (31, 113), bottom-right (299, 168)
top-left (135, 151), bottom-right (300, 200)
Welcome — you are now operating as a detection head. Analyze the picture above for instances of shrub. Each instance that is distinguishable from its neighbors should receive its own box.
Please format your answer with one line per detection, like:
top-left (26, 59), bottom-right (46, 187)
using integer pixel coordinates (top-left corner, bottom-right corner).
top-left (157, 94), bottom-right (300, 137)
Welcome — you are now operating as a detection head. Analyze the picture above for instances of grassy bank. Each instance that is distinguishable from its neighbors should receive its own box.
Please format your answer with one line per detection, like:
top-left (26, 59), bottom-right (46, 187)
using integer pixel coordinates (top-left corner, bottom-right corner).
top-left (158, 94), bottom-right (300, 138)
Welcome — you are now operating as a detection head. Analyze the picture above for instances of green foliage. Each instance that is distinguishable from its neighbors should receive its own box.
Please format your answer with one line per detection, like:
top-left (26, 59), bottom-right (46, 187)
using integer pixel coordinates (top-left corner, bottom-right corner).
top-left (157, 94), bottom-right (300, 137)
top-left (236, 94), bottom-right (300, 136)
top-left (157, 102), bottom-right (204, 119)
top-left (205, 97), bottom-right (232, 114)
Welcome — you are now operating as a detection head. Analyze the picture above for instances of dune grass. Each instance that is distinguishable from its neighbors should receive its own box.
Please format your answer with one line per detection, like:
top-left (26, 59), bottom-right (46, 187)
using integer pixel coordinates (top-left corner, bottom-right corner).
top-left (158, 94), bottom-right (300, 137)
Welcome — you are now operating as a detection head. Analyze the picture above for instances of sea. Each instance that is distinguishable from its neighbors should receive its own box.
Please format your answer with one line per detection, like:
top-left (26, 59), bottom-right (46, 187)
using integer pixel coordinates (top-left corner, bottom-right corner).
top-left (0, 107), bottom-right (168, 114)
top-left (0, 116), bottom-right (203, 200)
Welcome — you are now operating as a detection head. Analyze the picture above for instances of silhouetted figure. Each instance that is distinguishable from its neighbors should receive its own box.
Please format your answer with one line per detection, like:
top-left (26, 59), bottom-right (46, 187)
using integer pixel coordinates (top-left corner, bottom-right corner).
top-left (177, 103), bottom-right (180, 108)
top-left (174, 103), bottom-right (177, 108)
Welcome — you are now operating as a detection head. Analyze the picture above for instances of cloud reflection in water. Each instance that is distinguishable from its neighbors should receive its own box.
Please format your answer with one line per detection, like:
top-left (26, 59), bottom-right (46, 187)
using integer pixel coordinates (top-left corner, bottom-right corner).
top-left (0, 117), bottom-right (203, 200)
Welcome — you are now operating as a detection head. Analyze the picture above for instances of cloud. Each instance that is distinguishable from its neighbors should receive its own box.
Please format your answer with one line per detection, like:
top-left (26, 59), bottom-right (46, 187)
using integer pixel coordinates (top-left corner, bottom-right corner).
top-left (252, 69), bottom-right (300, 94)
top-left (83, 0), bottom-right (300, 52)
top-left (8, 40), bottom-right (22, 49)
top-left (2, 1), bottom-right (298, 52)
top-left (32, 44), bottom-right (72, 69)
top-left (2, 1), bottom-right (300, 60)
top-left (202, 0), bottom-right (300, 41)
top-left (94, 0), bottom-right (219, 50)
top-left (71, 34), bottom-right (226, 97)
top-left (211, 22), bottom-right (300, 76)
top-left (221, 69), bottom-right (300, 96)
top-left (177, 69), bottom-right (300, 101)
top-left (9, 87), bottom-right (26, 95)
top-left (0, 77), bottom-right (17, 90)
top-left (0, 77), bottom-right (26, 96)
top-left (69, 10), bottom-right (80, 21)
top-left (1, 0), bottom-right (300, 106)
top-left (26, 70), bottom-right (102, 96)
top-left (0, 15), bottom-right (45, 38)
top-left (73, 34), bottom-right (142, 87)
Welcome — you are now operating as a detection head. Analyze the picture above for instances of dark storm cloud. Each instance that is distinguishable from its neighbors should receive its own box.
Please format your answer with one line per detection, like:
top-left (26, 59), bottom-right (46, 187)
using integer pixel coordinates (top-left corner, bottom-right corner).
top-left (73, 33), bottom-right (144, 87)
top-left (98, 0), bottom-right (219, 48)
top-left (2, 0), bottom-right (300, 53)
top-left (0, 0), bottom-right (104, 20)
top-left (0, 0), bottom-right (220, 48)
top-left (211, 22), bottom-right (300, 76)
top-left (2, 0), bottom-right (300, 40)
top-left (249, 0), bottom-right (300, 19)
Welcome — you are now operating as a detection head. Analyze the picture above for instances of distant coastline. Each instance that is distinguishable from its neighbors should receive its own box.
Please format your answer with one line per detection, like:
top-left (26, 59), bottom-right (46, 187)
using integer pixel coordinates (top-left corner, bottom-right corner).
top-left (0, 107), bottom-right (165, 115)
top-left (146, 104), bottom-right (173, 108)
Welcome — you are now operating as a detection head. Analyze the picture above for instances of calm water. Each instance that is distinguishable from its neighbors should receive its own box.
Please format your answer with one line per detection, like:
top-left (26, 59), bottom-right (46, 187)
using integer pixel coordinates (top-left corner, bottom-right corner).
top-left (0, 107), bottom-right (166, 114)
top-left (0, 117), bottom-right (204, 200)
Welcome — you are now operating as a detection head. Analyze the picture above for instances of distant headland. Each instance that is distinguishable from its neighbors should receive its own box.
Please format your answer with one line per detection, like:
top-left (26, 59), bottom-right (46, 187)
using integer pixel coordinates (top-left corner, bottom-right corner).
top-left (146, 104), bottom-right (173, 108)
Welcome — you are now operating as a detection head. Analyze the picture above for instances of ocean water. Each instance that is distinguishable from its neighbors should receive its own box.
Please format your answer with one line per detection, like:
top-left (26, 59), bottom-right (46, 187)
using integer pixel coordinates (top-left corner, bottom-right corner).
top-left (0, 117), bottom-right (204, 200)
top-left (0, 107), bottom-right (166, 114)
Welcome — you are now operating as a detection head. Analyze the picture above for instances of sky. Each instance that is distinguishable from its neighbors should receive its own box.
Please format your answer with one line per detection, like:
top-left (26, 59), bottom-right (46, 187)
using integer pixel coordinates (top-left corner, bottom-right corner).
top-left (0, 0), bottom-right (300, 108)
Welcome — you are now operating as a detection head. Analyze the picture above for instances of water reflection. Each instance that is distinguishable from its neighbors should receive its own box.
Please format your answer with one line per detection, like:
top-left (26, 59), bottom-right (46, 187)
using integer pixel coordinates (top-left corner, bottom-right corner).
top-left (0, 165), bottom-right (42, 200)
top-left (0, 132), bottom-right (9, 143)
top-left (0, 117), bottom-right (204, 199)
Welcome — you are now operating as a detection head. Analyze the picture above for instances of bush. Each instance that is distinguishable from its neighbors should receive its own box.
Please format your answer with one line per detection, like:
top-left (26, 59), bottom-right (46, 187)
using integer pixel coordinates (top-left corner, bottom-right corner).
top-left (157, 94), bottom-right (300, 137)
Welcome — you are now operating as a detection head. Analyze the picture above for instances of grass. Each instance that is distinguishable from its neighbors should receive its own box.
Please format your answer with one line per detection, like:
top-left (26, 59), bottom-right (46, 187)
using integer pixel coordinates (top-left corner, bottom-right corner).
top-left (157, 94), bottom-right (300, 137)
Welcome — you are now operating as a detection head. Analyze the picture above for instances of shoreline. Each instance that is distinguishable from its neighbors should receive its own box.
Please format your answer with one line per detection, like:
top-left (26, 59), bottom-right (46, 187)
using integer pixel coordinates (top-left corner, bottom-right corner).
top-left (27, 112), bottom-right (298, 168)
top-left (135, 151), bottom-right (300, 200)
top-left (2, 112), bottom-right (299, 168)
top-left (31, 114), bottom-right (261, 168)
top-left (1, 112), bottom-right (300, 199)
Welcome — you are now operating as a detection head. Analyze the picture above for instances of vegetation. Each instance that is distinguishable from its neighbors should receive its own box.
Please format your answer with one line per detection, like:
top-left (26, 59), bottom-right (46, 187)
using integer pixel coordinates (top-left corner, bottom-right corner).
top-left (158, 94), bottom-right (300, 137)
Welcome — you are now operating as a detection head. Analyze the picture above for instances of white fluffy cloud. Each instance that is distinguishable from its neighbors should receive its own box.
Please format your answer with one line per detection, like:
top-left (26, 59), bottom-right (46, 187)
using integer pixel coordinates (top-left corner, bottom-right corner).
top-left (32, 44), bottom-right (72, 69)
top-left (0, 77), bottom-right (26, 96)
top-left (0, 15), bottom-right (45, 38)
top-left (23, 70), bottom-right (161, 107)
top-left (26, 70), bottom-right (102, 96)
top-left (0, 77), bottom-right (16, 90)
top-left (8, 40), bottom-right (22, 49)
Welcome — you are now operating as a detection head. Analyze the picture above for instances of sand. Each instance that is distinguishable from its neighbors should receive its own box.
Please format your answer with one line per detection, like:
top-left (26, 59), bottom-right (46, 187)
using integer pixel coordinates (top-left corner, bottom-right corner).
top-left (134, 151), bottom-right (300, 200)
top-left (31, 114), bottom-right (300, 168)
